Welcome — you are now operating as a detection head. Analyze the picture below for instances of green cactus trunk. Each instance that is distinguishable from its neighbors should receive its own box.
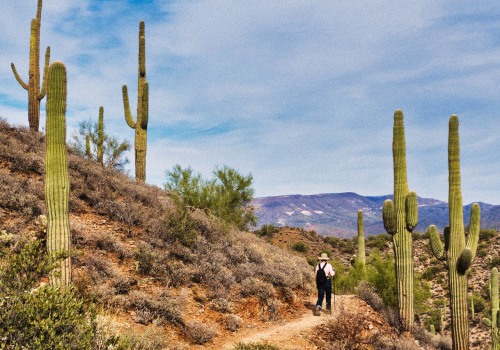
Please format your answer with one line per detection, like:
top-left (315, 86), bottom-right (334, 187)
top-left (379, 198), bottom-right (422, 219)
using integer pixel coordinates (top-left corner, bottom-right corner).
top-left (97, 106), bottom-right (104, 165)
top-left (357, 210), bottom-right (366, 269)
top-left (428, 115), bottom-right (480, 350)
top-left (45, 61), bottom-right (71, 287)
top-left (441, 299), bottom-right (447, 336)
top-left (382, 110), bottom-right (418, 331)
top-left (11, 0), bottom-right (50, 131)
top-left (483, 267), bottom-right (499, 350)
top-left (122, 21), bottom-right (148, 181)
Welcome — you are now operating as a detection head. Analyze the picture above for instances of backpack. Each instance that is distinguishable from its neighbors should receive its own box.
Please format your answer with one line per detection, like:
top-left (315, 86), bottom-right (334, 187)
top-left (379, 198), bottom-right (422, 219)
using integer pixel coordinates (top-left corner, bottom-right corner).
top-left (316, 262), bottom-right (327, 286)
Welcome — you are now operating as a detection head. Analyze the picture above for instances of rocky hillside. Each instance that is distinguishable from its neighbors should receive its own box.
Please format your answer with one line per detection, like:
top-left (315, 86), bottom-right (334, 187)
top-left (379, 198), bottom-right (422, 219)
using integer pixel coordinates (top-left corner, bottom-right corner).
top-left (0, 119), bottom-right (313, 348)
top-left (267, 225), bottom-right (500, 350)
top-left (252, 192), bottom-right (500, 237)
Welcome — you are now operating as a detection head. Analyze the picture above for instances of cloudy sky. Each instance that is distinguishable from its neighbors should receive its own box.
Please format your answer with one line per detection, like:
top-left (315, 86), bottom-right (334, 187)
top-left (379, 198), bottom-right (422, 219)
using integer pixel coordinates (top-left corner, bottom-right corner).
top-left (1, 1), bottom-right (500, 204)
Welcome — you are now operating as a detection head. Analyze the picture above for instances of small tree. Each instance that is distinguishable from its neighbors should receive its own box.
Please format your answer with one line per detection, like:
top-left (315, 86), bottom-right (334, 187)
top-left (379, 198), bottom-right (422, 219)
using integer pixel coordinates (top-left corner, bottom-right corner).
top-left (164, 164), bottom-right (256, 230)
top-left (72, 118), bottom-right (131, 171)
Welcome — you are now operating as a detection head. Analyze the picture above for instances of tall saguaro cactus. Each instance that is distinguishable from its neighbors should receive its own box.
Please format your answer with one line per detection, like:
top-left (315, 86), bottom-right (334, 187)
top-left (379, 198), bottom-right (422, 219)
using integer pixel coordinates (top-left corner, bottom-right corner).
top-left (45, 61), bottom-right (71, 287)
top-left (122, 20), bottom-right (149, 181)
top-left (483, 267), bottom-right (499, 350)
top-left (97, 106), bottom-right (104, 165)
top-left (357, 210), bottom-right (366, 268)
top-left (427, 115), bottom-right (480, 350)
top-left (11, 0), bottom-right (50, 131)
top-left (382, 110), bottom-right (419, 330)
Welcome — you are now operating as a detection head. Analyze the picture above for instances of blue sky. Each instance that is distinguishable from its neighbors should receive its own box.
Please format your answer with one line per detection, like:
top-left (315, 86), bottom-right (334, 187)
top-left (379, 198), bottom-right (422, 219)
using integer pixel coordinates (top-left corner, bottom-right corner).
top-left (1, 1), bottom-right (500, 204)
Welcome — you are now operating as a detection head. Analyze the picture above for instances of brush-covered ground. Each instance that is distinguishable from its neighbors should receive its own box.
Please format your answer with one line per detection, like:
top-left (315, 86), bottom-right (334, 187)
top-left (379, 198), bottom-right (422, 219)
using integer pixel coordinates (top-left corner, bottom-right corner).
top-left (0, 118), bottom-right (498, 349)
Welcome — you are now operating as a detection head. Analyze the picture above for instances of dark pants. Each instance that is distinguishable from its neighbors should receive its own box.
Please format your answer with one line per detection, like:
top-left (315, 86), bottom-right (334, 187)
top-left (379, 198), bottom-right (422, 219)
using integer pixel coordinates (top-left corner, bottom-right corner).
top-left (316, 279), bottom-right (332, 309)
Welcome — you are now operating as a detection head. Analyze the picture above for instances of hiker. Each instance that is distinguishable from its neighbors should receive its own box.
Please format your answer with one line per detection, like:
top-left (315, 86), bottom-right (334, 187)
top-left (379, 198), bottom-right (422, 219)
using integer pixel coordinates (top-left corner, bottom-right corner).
top-left (315, 252), bottom-right (335, 315)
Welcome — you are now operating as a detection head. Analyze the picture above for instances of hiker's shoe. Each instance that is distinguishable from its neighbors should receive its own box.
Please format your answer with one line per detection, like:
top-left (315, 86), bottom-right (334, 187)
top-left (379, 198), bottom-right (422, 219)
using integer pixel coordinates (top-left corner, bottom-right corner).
top-left (315, 306), bottom-right (321, 316)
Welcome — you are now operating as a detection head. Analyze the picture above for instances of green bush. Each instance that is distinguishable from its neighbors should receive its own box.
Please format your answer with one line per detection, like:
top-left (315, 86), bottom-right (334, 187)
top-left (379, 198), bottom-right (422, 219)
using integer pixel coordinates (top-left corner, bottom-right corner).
top-left (366, 251), bottom-right (397, 307)
top-left (291, 241), bottom-right (308, 252)
top-left (480, 229), bottom-right (497, 241)
top-left (232, 342), bottom-right (281, 350)
top-left (0, 238), bottom-right (97, 349)
top-left (422, 266), bottom-right (441, 281)
top-left (489, 256), bottom-right (500, 269)
top-left (255, 224), bottom-right (277, 238)
top-left (331, 259), bottom-right (365, 294)
top-left (366, 234), bottom-right (390, 251)
top-left (164, 164), bottom-right (256, 230)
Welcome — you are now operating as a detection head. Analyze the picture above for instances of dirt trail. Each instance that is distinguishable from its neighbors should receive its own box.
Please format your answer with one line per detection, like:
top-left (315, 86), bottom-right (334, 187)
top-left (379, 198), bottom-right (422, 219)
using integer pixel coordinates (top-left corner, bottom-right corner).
top-left (206, 295), bottom-right (355, 350)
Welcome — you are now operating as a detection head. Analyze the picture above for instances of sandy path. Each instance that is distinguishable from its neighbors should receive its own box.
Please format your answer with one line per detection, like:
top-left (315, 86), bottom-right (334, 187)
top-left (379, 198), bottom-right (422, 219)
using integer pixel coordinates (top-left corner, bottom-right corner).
top-left (213, 295), bottom-right (352, 350)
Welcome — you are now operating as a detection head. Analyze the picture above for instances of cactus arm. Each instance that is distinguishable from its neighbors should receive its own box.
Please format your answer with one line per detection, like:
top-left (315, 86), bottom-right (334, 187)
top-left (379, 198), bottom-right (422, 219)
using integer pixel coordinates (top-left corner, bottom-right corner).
top-left (122, 85), bottom-right (136, 128)
top-left (383, 199), bottom-right (397, 235)
top-left (140, 81), bottom-right (149, 130)
top-left (405, 191), bottom-right (418, 231)
top-left (139, 21), bottom-right (146, 78)
top-left (11, 63), bottom-right (29, 90)
top-left (38, 46), bottom-right (50, 99)
top-left (428, 225), bottom-right (445, 260)
top-left (465, 203), bottom-right (480, 257)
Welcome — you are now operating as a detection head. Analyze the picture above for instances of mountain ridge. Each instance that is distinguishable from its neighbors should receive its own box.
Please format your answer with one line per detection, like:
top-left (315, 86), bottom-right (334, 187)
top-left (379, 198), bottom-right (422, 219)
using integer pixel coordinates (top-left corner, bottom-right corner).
top-left (252, 192), bottom-right (500, 237)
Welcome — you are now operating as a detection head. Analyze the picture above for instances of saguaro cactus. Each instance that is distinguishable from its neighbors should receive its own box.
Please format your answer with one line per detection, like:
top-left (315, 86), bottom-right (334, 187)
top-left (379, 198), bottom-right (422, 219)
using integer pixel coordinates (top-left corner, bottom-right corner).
top-left (483, 267), bottom-right (499, 350)
top-left (97, 106), bottom-right (104, 165)
top-left (357, 210), bottom-right (366, 268)
top-left (122, 20), bottom-right (149, 181)
top-left (427, 115), bottom-right (480, 350)
top-left (382, 110), bottom-right (419, 330)
top-left (45, 61), bottom-right (71, 287)
top-left (11, 0), bottom-right (50, 131)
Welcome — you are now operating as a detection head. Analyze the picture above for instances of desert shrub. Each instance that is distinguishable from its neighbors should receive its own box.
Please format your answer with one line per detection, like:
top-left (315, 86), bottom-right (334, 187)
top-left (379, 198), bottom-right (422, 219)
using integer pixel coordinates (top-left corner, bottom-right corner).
top-left (314, 307), bottom-right (393, 349)
top-left (135, 243), bottom-right (156, 275)
top-left (0, 173), bottom-right (42, 218)
top-left (93, 319), bottom-right (167, 350)
top-left (355, 281), bottom-right (384, 312)
top-left (331, 259), bottom-right (365, 294)
top-left (128, 290), bottom-right (184, 326)
top-left (470, 294), bottom-right (486, 314)
top-left (480, 229), bottom-right (497, 241)
top-left (245, 244), bottom-right (265, 264)
top-left (291, 241), bottom-right (308, 252)
top-left (366, 251), bottom-right (397, 307)
top-left (266, 298), bottom-right (282, 321)
top-left (489, 255), bottom-right (500, 269)
top-left (422, 266), bottom-right (441, 281)
top-left (0, 238), bottom-right (96, 349)
top-left (477, 248), bottom-right (488, 257)
top-left (232, 342), bottom-right (281, 350)
top-left (163, 208), bottom-right (199, 247)
top-left (255, 224), bottom-right (277, 238)
top-left (366, 233), bottom-right (390, 251)
top-left (241, 277), bottom-right (276, 301)
top-left (183, 320), bottom-right (217, 345)
top-left (424, 307), bottom-right (442, 333)
top-left (413, 276), bottom-right (432, 314)
top-left (306, 256), bottom-right (317, 266)
top-left (210, 298), bottom-right (233, 313)
top-left (224, 314), bottom-right (242, 332)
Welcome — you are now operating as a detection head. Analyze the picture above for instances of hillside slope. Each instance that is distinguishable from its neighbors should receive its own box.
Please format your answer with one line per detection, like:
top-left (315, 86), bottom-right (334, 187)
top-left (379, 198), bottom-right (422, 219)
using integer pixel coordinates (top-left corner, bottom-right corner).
top-left (0, 119), bottom-right (314, 348)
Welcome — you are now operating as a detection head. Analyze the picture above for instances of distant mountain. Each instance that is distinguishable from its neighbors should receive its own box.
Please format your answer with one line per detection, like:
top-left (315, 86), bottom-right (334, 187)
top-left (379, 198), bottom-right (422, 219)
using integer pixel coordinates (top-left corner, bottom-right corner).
top-left (251, 192), bottom-right (500, 238)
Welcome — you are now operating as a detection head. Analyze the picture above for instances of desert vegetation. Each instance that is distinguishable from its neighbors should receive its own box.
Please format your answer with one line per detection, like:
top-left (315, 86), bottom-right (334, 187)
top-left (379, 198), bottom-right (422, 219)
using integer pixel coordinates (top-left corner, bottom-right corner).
top-left (1, 1), bottom-right (500, 349)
